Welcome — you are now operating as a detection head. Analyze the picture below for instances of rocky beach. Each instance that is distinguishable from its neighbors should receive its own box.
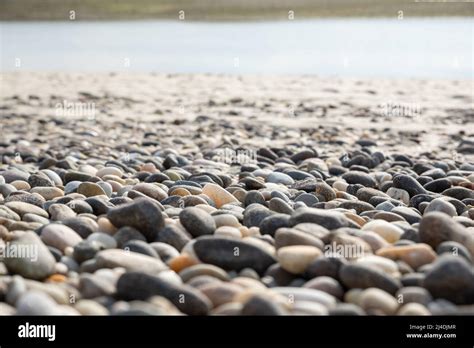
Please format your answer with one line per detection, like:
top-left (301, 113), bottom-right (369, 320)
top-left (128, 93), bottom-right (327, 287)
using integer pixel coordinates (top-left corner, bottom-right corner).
top-left (0, 72), bottom-right (473, 316)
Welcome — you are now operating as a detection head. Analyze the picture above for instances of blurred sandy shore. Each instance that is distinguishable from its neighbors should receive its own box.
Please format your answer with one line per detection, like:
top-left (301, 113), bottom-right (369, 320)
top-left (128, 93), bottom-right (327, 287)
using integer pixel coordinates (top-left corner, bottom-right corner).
top-left (2, 0), bottom-right (473, 20)
top-left (1, 72), bottom-right (473, 160)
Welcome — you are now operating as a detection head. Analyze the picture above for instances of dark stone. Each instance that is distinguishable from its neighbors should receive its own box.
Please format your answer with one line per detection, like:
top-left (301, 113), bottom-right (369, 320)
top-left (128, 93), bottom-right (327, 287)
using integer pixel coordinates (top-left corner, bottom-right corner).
top-left (156, 224), bottom-right (192, 251)
top-left (392, 174), bottom-right (427, 197)
top-left (339, 264), bottom-right (402, 295)
top-left (260, 214), bottom-right (291, 236)
top-left (179, 207), bottom-right (216, 237)
top-left (241, 294), bottom-right (287, 315)
top-left (423, 256), bottom-right (474, 305)
top-left (342, 171), bottom-right (377, 188)
top-left (289, 208), bottom-right (356, 230)
top-left (117, 272), bottom-right (211, 315)
top-left (107, 197), bottom-right (165, 242)
top-left (193, 237), bottom-right (277, 275)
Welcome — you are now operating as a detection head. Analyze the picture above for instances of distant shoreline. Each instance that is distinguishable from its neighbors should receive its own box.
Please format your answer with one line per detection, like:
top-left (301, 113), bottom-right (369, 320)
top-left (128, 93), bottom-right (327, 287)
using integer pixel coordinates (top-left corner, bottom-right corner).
top-left (1, 0), bottom-right (473, 21)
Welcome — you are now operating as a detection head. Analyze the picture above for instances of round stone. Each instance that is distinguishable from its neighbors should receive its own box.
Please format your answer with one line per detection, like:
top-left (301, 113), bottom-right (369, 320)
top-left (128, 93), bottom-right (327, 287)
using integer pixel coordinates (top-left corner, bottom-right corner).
top-left (77, 182), bottom-right (106, 197)
top-left (179, 207), bottom-right (216, 237)
top-left (359, 288), bottom-right (399, 315)
top-left (423, 255), bottom-right (474, 305)
top-left (41, 223), bottom-right (83, 251)
top-left (107, 198), bottom-right (165, 242)
top-left (424, 198), bottom-right (457, 217)
top-left (267, 172), bottom-right (294, 185)
top-left (362, 220), bottom-right (404, 243)
top-left (419, 212), bottom-right (474, 257)
top-left (4, 232), bottom-right (56, 280)
top-left (277, 245), bottom-right (322, 274)
top-left (376, 243), bottom-right (437, 270)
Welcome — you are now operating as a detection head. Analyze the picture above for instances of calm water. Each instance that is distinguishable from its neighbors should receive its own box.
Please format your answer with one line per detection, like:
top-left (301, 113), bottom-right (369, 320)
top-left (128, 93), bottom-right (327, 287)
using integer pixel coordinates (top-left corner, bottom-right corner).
top-left (0, 19), bottom-right (472, 78)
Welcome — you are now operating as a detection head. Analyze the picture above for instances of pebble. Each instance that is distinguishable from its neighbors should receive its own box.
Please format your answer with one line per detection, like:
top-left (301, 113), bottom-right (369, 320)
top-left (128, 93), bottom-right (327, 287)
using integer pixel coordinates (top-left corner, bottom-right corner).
top-left (202, 183), bottom-right (239, 208)
top-left (41, 223), bottom-right (83, 251)
top-left (424, 178), bottom-right (451, 193)
top-left (268, 197), bottom-right (294, 214)
top-left (5, 201), bottom-right (48, 218)
top-left (179, 207), bottom-right (216, 237)
top-left (117, 271), bottom-right (212, 315)
top-left (393, 174), bottom-right (427, 197)
top-left (241, 293), bottom-right (287, 315)
top-left (424, 198), bottom-right (457, 217)
top-left (260, 214), bottom-right (290, 236)
top-left (88, 232), bottom-right (118, 250)
top-left (339, 264), bottom-right (402, 295)
top-left (342, 171), bottom-right (377, 188)
top-left (4, 232), bottom-right (56, 280)
top-left (419, 212), bottom-right (474, 256)
top-left (30, 186), bottom-right (64, 200)
top-left (376, 244), bottom-right (437, 270)
top-left (77, 182), bottom-right (107, 197)
top-left (303, 276), bottom-right (344, 299)
top-left (179, 264), bottom-right (229, 282)
top-left (423, 255), bottom-right (474, 304)
top-left (193, 237), bottom-right (276, 275)
top-left (436, 241), bottom-right (472, 262)
top-left (95, 249), bottom-right (167, 273)
top-left (396, 286), bottom-right (432, 306)
top-left (16, 291), bottom-right (60, 315)
top-left (295, 193), bottom-right (319, 206)
top-left (397, 302), bottom-right (430, 315)
top-left (107, 198), bottom-right (165, 242)
top-left (361, 219), bottom-right (404, 243)
top-left (289, 208), bottom-right (355, 230)
top-left (355, 255), bottom-right (399, 276)
top-left (314, 182), bottom-right (336, 202)
top-left (6, 275), bottom-right (27, 305)
top-left (62, 217), bottom-right (99, 239)
top-left (390, 206), bottom-right (421, 224)
top-left (214, 226), bottom-right (242, 239)
top-left (96, 166), bottom-right (123, 178)
top-left (274, 228), bottom-right (324, 250)
top-left (79, 273), bottom-right (116, 298)
top-left (305, 255), bottom-right (347, 279)
top-left (200, 282), bottom-right (243, 307)
top-left (213, 214), bottom-right (240, 228)
top-left (359, 288), bottom-right (399, 315)
top-left (277, 245), bottom-right (322, 274)
top-left (386, 187), bottom-right (410, 205)
top-left (156, 225), bottom-right (192, 251)
top-left (48, 203), bottom-right (76, 220)
top-left (272, 287), bottom-right (337, 308)
top-left (133, 183), bottom-right (168, 201)
top-left (75, 299), bottom-right (109, 315)
top-left (267, 172), bottom-right (294, 185)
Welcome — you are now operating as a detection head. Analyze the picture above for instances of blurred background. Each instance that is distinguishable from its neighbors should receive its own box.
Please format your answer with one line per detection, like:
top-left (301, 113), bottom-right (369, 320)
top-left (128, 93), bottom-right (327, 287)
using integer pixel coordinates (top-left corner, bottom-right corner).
top-left (1, 0), bottom-right (473, 78)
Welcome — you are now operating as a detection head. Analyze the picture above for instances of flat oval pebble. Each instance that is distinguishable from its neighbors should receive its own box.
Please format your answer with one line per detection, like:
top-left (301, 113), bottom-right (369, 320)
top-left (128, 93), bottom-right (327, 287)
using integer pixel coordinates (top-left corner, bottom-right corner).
top-left (179, 207), bottom-right (216, 237)
top-left (277, 245), bottom-right (322, 274)
top-left (376, 244), bottom-right (437, 269)
top-left (95, 249), bottom-right (167, 273)
top-left (202, 183), bottom-right (239, 208)
top-left (339, 264), bottom-right (402, 295)
top-left (192, 237), bottom-right (276, 275)
top-left (4, 232), bottom-right (56, 280)
top-left (77, 182), bottom-right (107, 197)
top-left (362, 220), bottom-right (404, 243)
top-left (117, 271), bottom-right (211, 315)
top-left (41, 223), bottom-right (83, 251)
